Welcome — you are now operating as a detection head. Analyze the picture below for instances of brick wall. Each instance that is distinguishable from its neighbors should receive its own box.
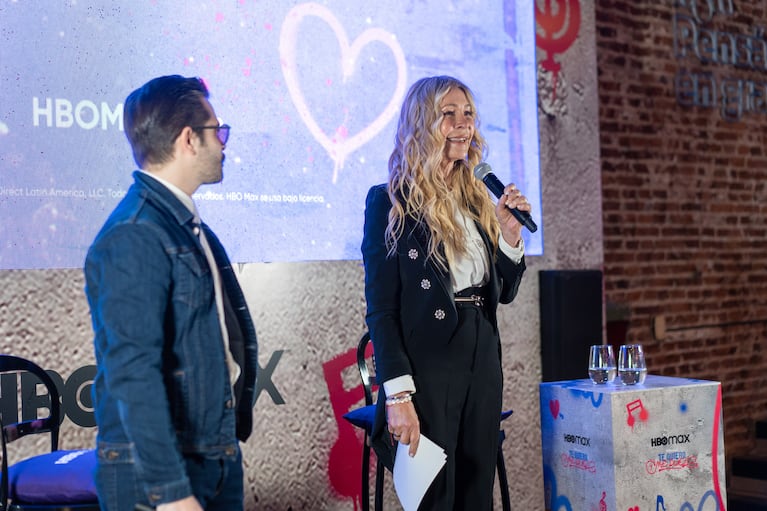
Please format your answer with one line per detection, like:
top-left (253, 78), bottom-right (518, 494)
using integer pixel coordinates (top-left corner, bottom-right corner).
top-left (596, 0), bottom-right (767, 462)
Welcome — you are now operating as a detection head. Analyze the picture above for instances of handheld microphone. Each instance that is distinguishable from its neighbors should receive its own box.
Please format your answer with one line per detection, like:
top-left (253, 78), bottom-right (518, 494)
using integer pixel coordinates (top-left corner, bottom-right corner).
top-left (474, 162), bottom-right (538, 233)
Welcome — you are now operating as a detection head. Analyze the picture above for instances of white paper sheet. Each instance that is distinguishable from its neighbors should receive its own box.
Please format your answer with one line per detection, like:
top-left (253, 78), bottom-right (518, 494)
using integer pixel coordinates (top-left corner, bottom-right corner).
top-left (392, 435), bottom-right (447, 510)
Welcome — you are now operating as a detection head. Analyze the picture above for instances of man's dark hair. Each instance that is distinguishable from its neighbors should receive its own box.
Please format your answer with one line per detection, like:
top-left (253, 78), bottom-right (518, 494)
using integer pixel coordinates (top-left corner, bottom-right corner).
top-left (123, 75), bottom-right (211, 168)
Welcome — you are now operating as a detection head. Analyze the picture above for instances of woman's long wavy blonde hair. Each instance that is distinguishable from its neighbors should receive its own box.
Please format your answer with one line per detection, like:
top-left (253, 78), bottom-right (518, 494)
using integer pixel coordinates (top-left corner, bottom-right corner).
top-left (386, 75), bottom-right (500, 271)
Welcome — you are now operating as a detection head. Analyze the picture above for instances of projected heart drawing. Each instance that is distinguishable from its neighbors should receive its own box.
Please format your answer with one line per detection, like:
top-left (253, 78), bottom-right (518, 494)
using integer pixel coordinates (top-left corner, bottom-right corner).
top-left (279, 2), bottom-right (407, 182)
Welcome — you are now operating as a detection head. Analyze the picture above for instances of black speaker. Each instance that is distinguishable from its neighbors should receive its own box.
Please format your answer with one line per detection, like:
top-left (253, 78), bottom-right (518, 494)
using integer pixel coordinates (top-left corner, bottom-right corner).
top-left (539, 270), bottom-right (603, 382)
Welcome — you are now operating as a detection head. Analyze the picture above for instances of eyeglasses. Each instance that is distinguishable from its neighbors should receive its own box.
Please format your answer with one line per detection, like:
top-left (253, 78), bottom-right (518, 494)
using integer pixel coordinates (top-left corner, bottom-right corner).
top-left (192, 124), bottom-right (230, 145)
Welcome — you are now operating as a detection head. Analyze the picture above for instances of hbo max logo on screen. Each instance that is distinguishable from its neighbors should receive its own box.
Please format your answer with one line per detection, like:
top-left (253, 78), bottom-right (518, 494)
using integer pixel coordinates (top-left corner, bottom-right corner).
top-left (32, 97), bottom-right (123, 130)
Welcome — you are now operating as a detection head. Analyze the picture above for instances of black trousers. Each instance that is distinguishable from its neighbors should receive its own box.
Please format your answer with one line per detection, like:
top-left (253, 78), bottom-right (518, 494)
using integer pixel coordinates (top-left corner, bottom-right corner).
top-left (413, 302), bottom-right (503, 510)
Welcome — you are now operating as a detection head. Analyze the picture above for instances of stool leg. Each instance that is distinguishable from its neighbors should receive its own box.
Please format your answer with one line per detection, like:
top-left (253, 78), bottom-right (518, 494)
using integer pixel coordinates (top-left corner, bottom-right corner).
top-left (361, 436), bottom-right (370, 511)
top-left (374, 459), bottom-right (385, 511)
top-left (497, 430), bottom-right (511, 511)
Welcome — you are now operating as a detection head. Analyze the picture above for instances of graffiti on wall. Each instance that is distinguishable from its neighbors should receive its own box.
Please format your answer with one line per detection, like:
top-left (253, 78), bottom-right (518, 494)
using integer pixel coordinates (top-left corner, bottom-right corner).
top-left (321, 341), bottom-right (378, 510)
top-left (536, 0), bottom-right (582, 109)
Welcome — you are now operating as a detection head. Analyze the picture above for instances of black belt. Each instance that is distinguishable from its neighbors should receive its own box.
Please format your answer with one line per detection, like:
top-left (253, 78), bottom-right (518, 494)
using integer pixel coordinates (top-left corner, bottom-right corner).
top-left (455, 286), bottom-right (486, 307)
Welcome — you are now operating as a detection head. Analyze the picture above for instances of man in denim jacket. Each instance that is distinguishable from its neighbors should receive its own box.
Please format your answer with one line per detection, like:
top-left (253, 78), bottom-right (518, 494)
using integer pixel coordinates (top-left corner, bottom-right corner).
top-left (84, 75), bottom-right (258, 511)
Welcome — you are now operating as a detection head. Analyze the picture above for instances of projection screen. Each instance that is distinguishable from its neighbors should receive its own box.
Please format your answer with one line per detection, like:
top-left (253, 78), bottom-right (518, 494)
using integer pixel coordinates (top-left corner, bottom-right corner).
top-left (0, 1), bottom-right (541, 269)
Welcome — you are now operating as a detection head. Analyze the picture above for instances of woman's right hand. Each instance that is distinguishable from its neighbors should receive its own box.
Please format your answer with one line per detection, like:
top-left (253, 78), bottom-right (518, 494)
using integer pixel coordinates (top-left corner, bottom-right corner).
top-left (386, 397), bottom-right (420, 457)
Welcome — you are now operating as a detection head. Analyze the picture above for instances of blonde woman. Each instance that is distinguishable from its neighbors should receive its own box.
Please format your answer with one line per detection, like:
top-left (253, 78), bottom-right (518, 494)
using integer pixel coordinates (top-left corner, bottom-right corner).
top-left (361, 75), bottom-right (529, 509)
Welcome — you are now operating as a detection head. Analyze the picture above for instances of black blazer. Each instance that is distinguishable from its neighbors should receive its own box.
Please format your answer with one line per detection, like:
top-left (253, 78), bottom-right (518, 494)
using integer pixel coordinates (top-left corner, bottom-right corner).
top-left (361, 184), bottom-right (525, 468)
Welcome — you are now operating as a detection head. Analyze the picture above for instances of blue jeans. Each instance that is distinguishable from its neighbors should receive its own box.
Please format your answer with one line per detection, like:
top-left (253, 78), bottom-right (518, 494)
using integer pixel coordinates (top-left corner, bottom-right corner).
top-left (96, 443), bottom-right (244, 511)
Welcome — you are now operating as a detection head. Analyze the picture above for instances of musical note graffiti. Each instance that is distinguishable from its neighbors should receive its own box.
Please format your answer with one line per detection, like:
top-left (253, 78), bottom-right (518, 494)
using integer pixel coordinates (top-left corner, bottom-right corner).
top-left (626, 398), bottom-right (649, 428)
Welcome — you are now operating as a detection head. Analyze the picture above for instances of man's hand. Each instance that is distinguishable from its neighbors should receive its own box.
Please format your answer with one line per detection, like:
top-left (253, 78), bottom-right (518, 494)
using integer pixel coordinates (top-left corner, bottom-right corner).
top-left (156, 496), bottom-right (204, 511)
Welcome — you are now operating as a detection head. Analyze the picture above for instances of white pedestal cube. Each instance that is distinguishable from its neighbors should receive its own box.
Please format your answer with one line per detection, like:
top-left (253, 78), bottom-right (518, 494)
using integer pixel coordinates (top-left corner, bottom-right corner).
top-left (539, 375), bottom-right (726, 511)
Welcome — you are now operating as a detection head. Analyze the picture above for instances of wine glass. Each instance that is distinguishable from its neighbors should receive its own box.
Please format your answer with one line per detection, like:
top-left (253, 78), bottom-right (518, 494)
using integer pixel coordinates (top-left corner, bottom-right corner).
top-left (618, 344), bottom-right (647, 385)
top-left (588, 344), bottom-right (616, 384)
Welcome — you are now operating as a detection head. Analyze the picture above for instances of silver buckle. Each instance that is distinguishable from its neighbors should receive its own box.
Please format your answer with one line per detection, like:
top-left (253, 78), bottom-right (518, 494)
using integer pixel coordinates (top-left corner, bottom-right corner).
top-left (455, 295), bottom-right (484, 307)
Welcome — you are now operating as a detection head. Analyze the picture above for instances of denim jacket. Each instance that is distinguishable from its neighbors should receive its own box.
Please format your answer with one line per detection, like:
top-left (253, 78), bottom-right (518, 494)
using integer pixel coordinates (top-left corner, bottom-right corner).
top-left (84, 171), bottom-right (258, 504)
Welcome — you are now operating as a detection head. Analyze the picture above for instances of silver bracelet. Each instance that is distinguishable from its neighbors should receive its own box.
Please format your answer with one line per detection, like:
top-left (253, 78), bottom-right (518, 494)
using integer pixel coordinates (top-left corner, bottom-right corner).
top-left (385, 393), bottom-right (413, 406)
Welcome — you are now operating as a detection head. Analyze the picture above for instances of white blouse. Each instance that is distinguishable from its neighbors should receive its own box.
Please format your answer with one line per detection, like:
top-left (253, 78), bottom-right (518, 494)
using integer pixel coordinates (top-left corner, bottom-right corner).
top-left (449, 205), bottom-right (491, 292)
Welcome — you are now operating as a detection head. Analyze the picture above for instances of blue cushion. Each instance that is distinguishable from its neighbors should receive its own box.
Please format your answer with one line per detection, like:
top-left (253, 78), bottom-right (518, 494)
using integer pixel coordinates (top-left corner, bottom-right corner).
top-left (343, 404), bottom-right (376, 430)
top-left (8, 449), bottom-right (98, 503)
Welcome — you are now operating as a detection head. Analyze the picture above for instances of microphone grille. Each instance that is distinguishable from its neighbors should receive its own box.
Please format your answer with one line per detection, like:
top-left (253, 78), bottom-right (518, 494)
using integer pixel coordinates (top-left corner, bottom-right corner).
top-left (473, 162), bottom-right (492, 180)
